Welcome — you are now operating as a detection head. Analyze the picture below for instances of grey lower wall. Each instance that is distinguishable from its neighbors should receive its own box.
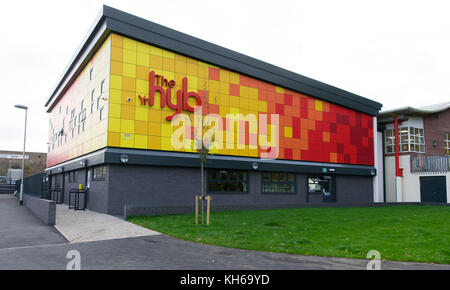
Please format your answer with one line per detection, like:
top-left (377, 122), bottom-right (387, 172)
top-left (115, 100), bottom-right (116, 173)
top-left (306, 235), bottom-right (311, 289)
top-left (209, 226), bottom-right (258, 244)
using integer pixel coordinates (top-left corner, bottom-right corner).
top-left (106, 164), bottom-right (374, 217)
top-left (23, 194), bottom-right (56, 226)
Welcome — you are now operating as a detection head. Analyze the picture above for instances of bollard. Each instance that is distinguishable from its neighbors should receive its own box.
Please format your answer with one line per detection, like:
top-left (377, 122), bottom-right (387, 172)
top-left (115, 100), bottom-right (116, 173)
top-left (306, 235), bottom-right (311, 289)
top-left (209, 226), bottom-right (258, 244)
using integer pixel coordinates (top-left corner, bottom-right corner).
top-left (206, 196), bottom-right (212, 225)
top-left (195, 195), bottom-right (199, 225)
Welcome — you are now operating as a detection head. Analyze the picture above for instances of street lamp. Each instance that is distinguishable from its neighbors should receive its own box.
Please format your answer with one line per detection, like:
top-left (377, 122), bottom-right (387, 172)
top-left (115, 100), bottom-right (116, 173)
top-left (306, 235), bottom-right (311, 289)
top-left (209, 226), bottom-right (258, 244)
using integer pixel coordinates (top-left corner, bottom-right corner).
top-left (15, 104), bottom-right (28, 206)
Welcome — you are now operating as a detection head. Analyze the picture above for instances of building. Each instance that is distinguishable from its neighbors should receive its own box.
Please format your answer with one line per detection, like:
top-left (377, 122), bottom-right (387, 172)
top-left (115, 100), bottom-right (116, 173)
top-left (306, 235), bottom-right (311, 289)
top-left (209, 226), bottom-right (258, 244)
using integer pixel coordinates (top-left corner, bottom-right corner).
top-left (0, 150), bottom-right (46, 182)
top-left (377, 102), bottom-right (450, 203)
top-left (44, 6), bottom-right (382, 216)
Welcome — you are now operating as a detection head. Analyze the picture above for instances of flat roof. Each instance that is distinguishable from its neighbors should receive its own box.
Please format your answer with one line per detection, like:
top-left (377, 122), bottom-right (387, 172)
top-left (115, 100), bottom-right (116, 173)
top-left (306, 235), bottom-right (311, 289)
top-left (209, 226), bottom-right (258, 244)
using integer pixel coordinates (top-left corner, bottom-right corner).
top-left (379, 101), bottom-right (450, 116)
top-left (45, 5), bottom-right (382, 116)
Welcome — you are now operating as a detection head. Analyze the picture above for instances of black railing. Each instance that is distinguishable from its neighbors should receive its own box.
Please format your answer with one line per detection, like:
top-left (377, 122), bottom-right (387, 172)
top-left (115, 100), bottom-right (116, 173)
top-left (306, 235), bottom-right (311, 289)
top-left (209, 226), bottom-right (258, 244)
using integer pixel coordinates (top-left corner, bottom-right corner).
top-left (410, 155), bottom-right (450, 173)
top-left (68, 189), bottom-right (86, 210)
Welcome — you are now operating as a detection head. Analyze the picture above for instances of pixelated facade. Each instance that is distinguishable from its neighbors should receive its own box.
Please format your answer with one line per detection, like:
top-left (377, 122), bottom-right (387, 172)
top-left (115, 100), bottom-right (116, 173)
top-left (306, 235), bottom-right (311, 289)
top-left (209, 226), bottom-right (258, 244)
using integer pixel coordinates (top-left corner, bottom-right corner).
top-left (107, 33), bottom-right (374, 165)
top-left (47, 33), bottom-right (374, 167)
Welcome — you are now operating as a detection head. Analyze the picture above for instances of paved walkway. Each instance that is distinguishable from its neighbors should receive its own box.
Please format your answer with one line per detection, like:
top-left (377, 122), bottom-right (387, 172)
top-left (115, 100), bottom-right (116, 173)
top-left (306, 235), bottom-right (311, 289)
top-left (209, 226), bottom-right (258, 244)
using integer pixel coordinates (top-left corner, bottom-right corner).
top-left (55, 204), bottom-right (160, 243)
top-left (0, 195), bottom-right (66, 249)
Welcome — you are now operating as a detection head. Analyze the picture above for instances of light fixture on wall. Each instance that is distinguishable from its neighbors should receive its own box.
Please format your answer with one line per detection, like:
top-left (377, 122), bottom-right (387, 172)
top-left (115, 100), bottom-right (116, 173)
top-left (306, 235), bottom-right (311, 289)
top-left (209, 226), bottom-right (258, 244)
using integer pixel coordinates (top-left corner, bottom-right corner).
top-left (120, 154), bottom-right (129, 164)
top-left (251, 162), bottom-right (259, 170)
top-left (369, 169), bottom-right (376, 176)
top-left (433, 140), bottom-right (438, 147)
top-left (80, 159), bottom-right (87, 167)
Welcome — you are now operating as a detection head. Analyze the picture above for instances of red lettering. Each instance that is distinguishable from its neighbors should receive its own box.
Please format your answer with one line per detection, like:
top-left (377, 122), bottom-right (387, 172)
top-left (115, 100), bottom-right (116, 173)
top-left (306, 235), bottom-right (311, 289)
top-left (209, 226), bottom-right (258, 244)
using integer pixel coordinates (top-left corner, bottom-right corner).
top-left (182, 77), bottom-right (202, 112)
top-left (142, 71), bottom-right (202, 119)
top-left (149, 71), bottom-right (166, 108)
top-left (165, 89), bottom-right (183, 121)
top-left (138, 95), bottom-right (149, 106)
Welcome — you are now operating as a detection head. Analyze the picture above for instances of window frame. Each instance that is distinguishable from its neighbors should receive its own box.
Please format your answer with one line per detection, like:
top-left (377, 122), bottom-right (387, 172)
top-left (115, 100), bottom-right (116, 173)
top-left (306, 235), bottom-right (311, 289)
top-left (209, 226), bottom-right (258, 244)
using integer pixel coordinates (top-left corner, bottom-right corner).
top-left (445, 132), bottom-right (450, 155)
top-left (92, 166), bottom-right (106, 181)
top-left (385, 127), bottom-right (425, 154)
top-left (207, 169), bottom-right (249, 194)
top-left (261, 171), bottom-right (296, 194)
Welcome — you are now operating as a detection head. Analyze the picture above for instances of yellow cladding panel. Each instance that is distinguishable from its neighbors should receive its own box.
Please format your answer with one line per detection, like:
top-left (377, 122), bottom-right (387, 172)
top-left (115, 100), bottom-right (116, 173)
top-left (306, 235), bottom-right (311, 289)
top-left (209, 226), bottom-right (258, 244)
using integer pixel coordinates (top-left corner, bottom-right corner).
top-left (137, 52), bottom-right (150, 67)
top-left (123, 38), bottom-right (137, 50)
top-left (123, 49), bottom-right (136, 64)
top-left (135, 134), bottom-right (148, 149)
top-left (284, 126), bottom-right (293, 138)
top-left (315, 100), bottom-right (323, 111)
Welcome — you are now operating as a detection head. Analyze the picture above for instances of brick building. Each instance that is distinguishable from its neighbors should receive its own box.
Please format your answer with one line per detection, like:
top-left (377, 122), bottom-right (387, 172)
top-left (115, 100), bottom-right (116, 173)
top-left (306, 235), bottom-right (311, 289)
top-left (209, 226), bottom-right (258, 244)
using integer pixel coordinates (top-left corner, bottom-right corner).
top-left (0, 150), bottom-right (46, 181)
top-left (377, 101), bottom-right (450, 203)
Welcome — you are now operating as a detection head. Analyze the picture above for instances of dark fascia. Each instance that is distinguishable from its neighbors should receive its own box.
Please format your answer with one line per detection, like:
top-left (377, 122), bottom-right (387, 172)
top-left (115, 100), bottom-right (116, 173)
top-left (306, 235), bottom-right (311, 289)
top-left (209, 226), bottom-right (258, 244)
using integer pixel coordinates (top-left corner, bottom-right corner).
top-left (45, 147), bottom-right (376, 176)
top-left (104, 147), bottom-right (376, 177)
top-left (45, 5), bottom-right (382, 116)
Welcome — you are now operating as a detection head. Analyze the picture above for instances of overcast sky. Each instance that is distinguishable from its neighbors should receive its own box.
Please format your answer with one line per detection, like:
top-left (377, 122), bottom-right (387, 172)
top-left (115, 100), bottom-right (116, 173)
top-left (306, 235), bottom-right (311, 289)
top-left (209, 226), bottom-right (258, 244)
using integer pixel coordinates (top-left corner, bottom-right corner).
top-left (1, 0), bottom-right (449, 153)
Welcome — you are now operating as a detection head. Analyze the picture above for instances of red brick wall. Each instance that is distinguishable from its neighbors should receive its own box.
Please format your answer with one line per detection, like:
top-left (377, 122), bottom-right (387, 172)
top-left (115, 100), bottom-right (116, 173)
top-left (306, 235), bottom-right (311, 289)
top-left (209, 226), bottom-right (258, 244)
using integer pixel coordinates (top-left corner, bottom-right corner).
top-left (423, 108), bottom-right (450, 156)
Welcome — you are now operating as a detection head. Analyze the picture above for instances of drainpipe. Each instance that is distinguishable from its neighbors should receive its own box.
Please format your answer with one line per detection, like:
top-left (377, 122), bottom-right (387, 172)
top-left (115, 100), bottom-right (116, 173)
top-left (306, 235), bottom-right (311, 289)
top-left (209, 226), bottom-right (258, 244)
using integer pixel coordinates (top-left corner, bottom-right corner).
top-left (394, 115), bottom-right (403, 202)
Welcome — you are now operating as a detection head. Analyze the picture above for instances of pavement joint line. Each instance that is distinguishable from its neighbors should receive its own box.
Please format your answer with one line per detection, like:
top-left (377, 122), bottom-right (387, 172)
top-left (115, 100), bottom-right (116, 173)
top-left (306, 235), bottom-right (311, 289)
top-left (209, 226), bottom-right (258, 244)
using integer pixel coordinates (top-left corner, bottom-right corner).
top-left (0, 242), bottom-right (71, 253)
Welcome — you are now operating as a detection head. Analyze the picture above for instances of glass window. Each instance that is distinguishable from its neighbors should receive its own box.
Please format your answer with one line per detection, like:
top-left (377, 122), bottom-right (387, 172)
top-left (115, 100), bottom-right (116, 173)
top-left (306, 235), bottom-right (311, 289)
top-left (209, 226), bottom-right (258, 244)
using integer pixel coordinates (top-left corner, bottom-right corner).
top-left (308, 177), bottom-right (322, 192)
top-left (92, 166), bottom-right (106, 181)
top-left (385, 127), bottom-right (425, 153)
top-left (445, 133), bottom-right (450, 155)
top-left (69, 171), bottom-right (77, 183)
top-left (208, 170), bottom-right (248, 193)
top-left (262, 172), bottom-right (295, 193)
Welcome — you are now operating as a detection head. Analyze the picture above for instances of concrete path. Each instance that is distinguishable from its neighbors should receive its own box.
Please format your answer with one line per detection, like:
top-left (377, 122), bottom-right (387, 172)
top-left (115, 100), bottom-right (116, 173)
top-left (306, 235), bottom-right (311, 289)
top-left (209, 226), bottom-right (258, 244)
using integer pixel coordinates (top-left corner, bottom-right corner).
top-left (55, 204), bottom-right (160, 243)
top-left (0, 195), bottom-right (67, 249)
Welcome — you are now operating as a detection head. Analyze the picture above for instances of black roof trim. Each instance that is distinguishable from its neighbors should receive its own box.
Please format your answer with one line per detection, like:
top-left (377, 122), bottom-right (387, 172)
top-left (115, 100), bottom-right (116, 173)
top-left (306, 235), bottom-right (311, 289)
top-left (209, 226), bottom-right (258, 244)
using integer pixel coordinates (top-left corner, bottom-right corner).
top-left (45, 5), bottom-right (382, 115)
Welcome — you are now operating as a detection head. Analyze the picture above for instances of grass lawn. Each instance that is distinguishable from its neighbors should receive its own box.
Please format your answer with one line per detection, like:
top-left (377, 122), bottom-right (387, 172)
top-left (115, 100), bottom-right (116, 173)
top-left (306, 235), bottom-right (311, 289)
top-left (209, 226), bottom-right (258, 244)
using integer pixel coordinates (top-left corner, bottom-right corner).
top-left (128, 205), bottom-right (450, 264)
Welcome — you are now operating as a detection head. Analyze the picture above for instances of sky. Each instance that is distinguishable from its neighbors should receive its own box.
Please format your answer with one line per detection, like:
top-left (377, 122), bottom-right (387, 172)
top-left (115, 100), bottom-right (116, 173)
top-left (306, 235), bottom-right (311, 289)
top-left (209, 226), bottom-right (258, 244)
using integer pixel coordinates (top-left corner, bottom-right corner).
top-left (0, 0), bottom-right (449, 153)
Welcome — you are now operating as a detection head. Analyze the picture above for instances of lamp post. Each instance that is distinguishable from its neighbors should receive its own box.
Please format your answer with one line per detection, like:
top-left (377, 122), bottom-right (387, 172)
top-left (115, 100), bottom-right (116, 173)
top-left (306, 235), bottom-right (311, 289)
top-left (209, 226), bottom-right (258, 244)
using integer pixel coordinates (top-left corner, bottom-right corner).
top-left (15, 104), bottom-right (28, 206)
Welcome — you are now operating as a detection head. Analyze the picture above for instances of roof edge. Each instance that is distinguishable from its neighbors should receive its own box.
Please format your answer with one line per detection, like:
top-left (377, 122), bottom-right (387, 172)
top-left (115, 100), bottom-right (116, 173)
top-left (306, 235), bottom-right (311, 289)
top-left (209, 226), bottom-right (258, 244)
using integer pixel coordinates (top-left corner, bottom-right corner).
top-left (45, 5), bottom-right (383, 116)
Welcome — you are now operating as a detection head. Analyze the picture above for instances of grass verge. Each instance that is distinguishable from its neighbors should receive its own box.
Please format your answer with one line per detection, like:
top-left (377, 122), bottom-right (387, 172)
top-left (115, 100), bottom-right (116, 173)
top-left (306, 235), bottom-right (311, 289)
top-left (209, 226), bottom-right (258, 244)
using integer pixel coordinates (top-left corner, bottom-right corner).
top-left (128, 205), bottom-right (450, 264)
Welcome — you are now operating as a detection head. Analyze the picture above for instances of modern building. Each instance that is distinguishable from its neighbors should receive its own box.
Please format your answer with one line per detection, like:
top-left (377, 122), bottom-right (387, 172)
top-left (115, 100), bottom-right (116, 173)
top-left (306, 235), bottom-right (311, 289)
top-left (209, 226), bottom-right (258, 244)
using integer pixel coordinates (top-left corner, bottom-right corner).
top-left (44, 6), bottom-right (382, 216)
top-left (377, 102), bottom-right (450, 203)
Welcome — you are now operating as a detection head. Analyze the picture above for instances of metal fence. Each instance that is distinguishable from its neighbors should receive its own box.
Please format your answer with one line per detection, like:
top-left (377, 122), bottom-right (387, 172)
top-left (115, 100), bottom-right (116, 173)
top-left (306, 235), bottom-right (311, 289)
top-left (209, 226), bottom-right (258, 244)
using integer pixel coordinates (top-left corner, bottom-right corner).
top-left (410, 155), bottom-right (450, 174)
top-left (23, 173), bottom-right (49, 199)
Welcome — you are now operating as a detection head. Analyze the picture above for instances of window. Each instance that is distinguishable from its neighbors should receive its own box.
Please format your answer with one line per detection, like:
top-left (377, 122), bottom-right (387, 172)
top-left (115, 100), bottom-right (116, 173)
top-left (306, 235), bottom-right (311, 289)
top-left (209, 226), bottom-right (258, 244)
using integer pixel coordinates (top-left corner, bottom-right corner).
top-left (445, 133), bottom-right (450, 155)
top-left (262, 172), bottom-right (295, 193)
top-left (308, 177), bottom-right (323, 193)
top-left (69, 171), bottom-right (77, 183)
top-left (92, 166), bottom-right (106, 181)
top-left (208, 170), bottom-right (248, 193)
top-left (97, 96), bottom-right (102, 110)
top-left (385, 127), bottom-right (424, 153)
top-left (91, 89), bottom-right (95, 114)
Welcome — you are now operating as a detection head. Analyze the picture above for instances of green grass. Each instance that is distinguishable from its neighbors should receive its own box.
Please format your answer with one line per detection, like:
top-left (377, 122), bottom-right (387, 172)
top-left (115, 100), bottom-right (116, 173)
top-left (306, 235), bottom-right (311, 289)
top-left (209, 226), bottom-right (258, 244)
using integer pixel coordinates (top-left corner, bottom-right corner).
top-left (128, 205), bottom-right (450, 264)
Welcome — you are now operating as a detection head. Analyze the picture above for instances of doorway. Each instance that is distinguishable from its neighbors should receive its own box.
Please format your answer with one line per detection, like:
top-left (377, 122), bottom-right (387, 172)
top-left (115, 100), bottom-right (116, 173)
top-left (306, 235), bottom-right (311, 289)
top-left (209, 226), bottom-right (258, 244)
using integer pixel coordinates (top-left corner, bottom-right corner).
top-left (307, 175), bottom-right (336, 202)
top-left (420, 176), bottom-right (447, 203)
